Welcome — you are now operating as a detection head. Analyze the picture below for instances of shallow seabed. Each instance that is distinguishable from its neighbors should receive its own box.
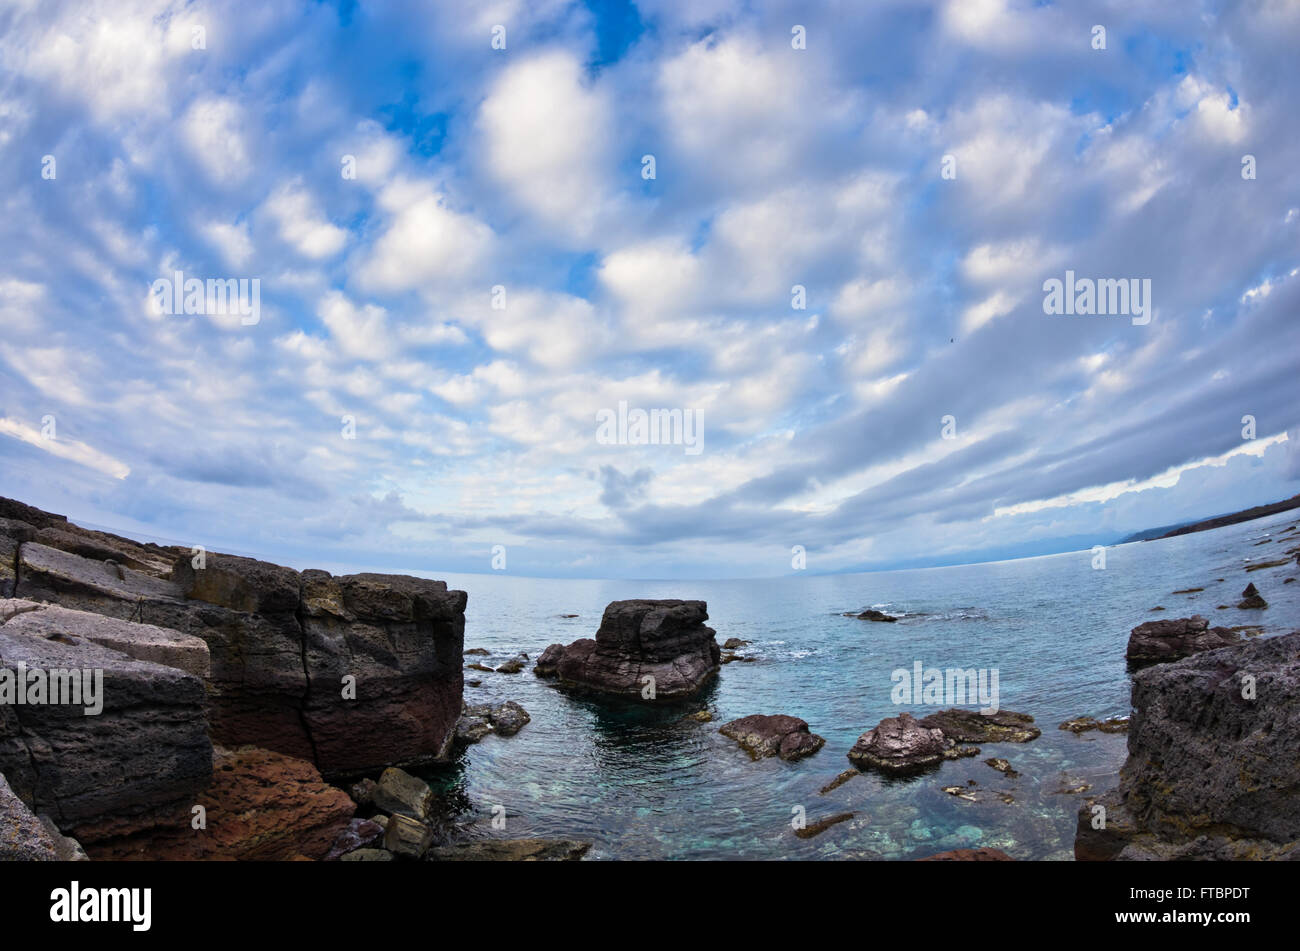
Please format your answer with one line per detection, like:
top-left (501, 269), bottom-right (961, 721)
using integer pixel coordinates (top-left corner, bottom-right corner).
top-left (415, 511), bottom-right (1300, 859)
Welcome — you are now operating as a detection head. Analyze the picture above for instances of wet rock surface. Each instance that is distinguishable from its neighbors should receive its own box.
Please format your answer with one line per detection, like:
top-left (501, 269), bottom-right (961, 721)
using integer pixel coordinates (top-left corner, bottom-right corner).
top-left (917, 708), bottom-right (1041, 743)
top-left (847, 713), bottom-right (948, 773)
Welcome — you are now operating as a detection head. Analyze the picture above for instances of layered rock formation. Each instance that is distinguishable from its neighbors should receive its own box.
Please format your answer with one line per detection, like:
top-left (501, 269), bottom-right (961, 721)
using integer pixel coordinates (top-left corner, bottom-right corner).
top-left (1076, 631), bottom-right (1300, 861)
top-left (0, 607), bottom-right (213, 845)
top-left (537, 599), bottom-right (721, 700)
top-left (0, 498), bottom-right (467, 776)
top-left (1125, 615), bottom-right (1240, 665)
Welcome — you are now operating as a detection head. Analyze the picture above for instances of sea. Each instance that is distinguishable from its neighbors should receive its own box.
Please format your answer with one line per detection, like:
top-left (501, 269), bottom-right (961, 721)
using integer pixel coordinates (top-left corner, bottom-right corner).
top-left (414, 509), bottom-right (1300, 860)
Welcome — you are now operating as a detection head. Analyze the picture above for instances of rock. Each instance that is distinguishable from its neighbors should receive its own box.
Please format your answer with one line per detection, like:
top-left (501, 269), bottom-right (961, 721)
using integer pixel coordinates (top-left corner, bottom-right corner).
top-left (1237, 582), bottom-right (1268, 610)
top-left (1125, 615), bottom-right (1240, 664)
top-left (1, 771), bottom-right (69, 860)
top-left (942, 785), bottom-right (979, 802)
top-left (466, 662), bottom-right (494, 672)
top-left (325, 818), bottom-right (385, 860)
top-left (426, 838), bottom-right (591, 861)
top-left (0, 599), bottom-right (209, 678)
top-left (464, 648), bottom-right (491, 656)
top-left (349, 778), bottom-right (378, 807)
top-left (682, 709), bottom-right (713, 723)
top-left (1171, 587), bottom-right (1204, 594)
top-left (1058, 715), bottom-right (1129, 734)
top-left (917, 848), bottom-right (1013, 861)
top-left (494, 655), bottom-right (527, 674)
top-left (83, 746), bottom-right (356, 860)
top-left (534, 643), bottom-right (566, 677)
top-left (467, 679), bottom-right (482, 687)
top-left (984, 757), bottom-right (1020, 778)
top-left (372, 767), bottom-right (434, 820)
top-left (847, 712), bottom-right (947, 773)
top-left (341, 847), bottom-right (394, 861)
top-left (2, 499), bottom-right (469, 776)
top-left (488, 701), bottom-right (530, 736)
top-left (0, 622), bottom-right (212, 844)
top-left (917, 709), bottom-right (1041, 743)
top-left (856, 609), bottom-right (897, 622)
top-left (456, 714), bottom-right (493, 744)
top-left (1245, 559), bottom-right (1290, 572)
top-left (719, 714), bottom-right (825, 761)
top-left (819, 769), bottom-right (860, 795)
top-left (1076, 631), bottom-right (1300, 861)
top-left (383, 814), bottom-right (435, 858)
top-left (794, 812), bottom-right (854, 839)
top-left (552, 600), bottom-right (721, 700)
top-left (721, 638), bottom-right (750, 649)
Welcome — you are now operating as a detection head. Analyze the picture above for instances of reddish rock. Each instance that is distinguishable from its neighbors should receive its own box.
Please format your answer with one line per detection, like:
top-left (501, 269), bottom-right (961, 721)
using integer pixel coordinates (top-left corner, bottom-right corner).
top-left (917, 847), bottom-right (1014, 861)
top-left (719, 714), bottom-right (826, 761)
top-left (84, 746), bottom-right (355, 861)
top-left (848, 712), bottom-right (947, 773)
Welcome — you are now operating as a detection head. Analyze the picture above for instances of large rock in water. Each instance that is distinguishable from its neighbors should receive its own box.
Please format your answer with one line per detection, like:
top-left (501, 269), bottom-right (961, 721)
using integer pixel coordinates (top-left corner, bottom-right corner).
top-left (1125, 615), bottom-right (1240, 665)
top-left (548, 600), bottom-right (721, 700)
top-left (847, 712), bottom-right (948, 773)
top-left (0, 498), bottom-right (466, 776)
top-left (1076, 631), bottom-right (1300, 860)
top-left (0, 616), bottom-right (213, 844)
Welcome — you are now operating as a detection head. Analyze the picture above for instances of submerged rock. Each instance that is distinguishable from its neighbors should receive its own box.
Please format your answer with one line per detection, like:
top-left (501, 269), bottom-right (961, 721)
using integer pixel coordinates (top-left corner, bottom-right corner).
top-left (917, 847), bottom-right (1013, 861)
top-left (917, 709), bottom-right (1041, 743)
top-left (1077, 631), bottom-right (1300, 861)
top-left (848, 712), bottom-right (947, 773)
top-left (819, 769), bottom-right (860, 795)
top-left (1059, 715), bottom-right (1129, 734)
top-left (550, 600), bottom-right (721, 700)
top-left (495, 655), bottom-right (527, 674)
top-left (794, 811), bottom-right (854, 839)
top-left (983, 757), bottom-right (1019, 778)
top-left (1125, 615), bottom-right (1239, 664)
top-left (719, 714), bottom-right (826, 761)
top-left (856, 609), bottom-right (897, 622)
top-left (426, 838), bottom-right (591, 861)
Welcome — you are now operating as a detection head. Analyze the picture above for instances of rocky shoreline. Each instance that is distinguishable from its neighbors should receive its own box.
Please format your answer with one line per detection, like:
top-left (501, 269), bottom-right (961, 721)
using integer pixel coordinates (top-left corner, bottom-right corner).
top-left (3, 494), bottom-right (1297, 861)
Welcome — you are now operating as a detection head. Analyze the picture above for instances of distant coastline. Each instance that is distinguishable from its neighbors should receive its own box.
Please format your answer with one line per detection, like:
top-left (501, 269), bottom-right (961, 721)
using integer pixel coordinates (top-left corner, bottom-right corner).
top-left (1119, 493), bottom-right (1300, 544)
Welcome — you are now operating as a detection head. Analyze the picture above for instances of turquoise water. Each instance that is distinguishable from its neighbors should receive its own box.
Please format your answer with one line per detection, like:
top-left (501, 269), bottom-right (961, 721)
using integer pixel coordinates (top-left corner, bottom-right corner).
top-left (418, 512), bottom-right (1300, 859)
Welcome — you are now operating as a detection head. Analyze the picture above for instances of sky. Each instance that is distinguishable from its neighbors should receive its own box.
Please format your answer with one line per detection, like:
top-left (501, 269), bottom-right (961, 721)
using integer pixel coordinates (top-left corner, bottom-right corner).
top-left (0, 0), bottom-right (1298, 580)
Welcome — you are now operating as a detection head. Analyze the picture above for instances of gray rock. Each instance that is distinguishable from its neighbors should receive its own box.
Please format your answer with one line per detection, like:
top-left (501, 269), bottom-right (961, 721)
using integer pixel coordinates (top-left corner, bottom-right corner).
top-left (456, 714), bottom-right (492, 744)
top-left (372, 767), bottom-right (434, 820)
top-left (0, 630), bottom-right (212, 844)
top-left (1077, 631), bottom-right (1300, 861)
top-left (1126, 615), bottom-right (1240, 664)
top-left (383, 813), bottom-right (435, 858)
top-left (488, 701), bottom-right (530, 736)
top-left (0, 600), bottom-right (209, 678)
top-left (1, 772), bottom-right (62, 860)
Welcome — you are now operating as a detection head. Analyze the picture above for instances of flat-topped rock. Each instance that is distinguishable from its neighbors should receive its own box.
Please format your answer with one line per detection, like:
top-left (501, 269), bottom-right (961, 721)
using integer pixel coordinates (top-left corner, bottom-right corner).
top-left (917, 709), bottom-right (1041, 743)
top-left (18, 541), bottom-right (184, 608)
top-left (0, 599), bottom-right (209, 678)
top-left (1126, 615), bottom-right (1240, 664)
top-left (548, 599), bottom-right (721, 700)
